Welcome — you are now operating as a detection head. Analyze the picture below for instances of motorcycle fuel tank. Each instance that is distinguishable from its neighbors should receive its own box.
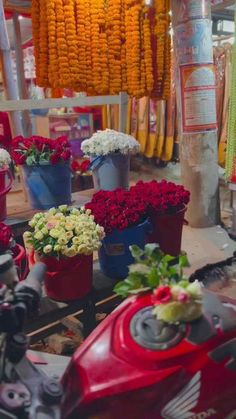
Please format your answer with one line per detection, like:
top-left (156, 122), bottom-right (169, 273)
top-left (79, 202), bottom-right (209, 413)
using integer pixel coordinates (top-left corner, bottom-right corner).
top-left (61, 291), bottom-right (236, 419)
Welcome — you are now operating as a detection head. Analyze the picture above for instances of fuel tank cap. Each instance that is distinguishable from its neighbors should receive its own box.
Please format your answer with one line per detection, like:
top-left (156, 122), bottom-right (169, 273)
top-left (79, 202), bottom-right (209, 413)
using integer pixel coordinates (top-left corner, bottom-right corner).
top-left (130, 307), bottom-right (186, 350)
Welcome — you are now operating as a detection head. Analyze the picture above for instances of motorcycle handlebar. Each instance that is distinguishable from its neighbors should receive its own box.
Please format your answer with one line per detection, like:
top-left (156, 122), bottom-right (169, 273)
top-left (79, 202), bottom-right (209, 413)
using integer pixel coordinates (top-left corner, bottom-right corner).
top-left (15, 262), bottom-right (46, 298)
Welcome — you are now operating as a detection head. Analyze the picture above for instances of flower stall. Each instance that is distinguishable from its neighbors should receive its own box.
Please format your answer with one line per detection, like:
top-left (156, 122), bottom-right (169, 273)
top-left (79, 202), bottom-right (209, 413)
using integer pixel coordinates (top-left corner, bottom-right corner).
top-left (12, 135), bottom-right (72, 210)
top-left (81, 129), bottom-right (140, 190)
top-left (24, 205), bottom-right (104, 301)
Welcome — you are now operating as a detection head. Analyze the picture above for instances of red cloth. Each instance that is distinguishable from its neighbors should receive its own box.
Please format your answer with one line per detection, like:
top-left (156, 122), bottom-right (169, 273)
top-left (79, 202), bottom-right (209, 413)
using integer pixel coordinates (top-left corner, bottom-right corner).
top-left (0, 112), bottom-right (12, 151)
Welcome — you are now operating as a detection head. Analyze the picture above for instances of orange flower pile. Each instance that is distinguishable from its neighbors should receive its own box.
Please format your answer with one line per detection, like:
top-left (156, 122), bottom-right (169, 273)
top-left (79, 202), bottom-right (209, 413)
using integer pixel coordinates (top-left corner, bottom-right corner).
top-left (31, 0), bottom-right (171, 98)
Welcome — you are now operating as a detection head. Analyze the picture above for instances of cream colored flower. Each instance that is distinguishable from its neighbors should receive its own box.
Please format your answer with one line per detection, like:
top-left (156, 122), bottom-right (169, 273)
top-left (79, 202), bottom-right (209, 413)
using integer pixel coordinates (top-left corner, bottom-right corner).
top-left (23, 231), bottom-right (32, 239)
top-left (54, 244), bottom-right (62, 252)
top-left (58, 237), bottom-right (68, 245)
top-left (65, 223), bottom-right (74, 231)
top-left (58, 205), bottom-right (68, 213)
top-left (71, 208), bottom-right (79, 215)
top-left (41, 227), bottom-right (49, 236)
top-left (34, 231), bottom-right (44, 240)
top-left (48, 207), bottom-right (57, 215)
top-left (49, 229), bottom-right (61, 239)
top-left (43, 244), bottom-right (52, 254)
top-left (65, 231), bottom-right (73, 240)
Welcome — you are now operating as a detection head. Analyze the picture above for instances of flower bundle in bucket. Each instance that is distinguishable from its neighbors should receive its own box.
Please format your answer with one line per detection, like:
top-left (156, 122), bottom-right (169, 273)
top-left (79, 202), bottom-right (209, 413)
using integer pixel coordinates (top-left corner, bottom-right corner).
top-left (12, 135), bottom-right (72, 210)
top-left (0, 222), bottom-right (28, 281)
top-left (114, 243), bottom-right (203, 324)
top-left (0, 148), bottom-right (13, 221)
top-left (85, 189), bottom-right (150, 279)
top-left (131, 180), bottom-right (190, 256)
top-left (24, 205), bottom-right (105, 301)
top-left (81, 129), bottom-right (140, 191)
top-left (71, 159), bottom-right (93, 192)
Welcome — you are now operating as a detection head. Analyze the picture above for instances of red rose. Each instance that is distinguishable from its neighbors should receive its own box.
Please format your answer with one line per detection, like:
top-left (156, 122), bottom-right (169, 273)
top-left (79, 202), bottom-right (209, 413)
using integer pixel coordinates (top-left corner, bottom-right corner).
top-left (71, 160), bottom-right (80, 172)
top-left (152, 286), bottom-right (172, 304)
top-left (0, 223), bottom-right (13, 252)
top-left (61, 149), bottom-right (71, 160)
top-left (50, 153), bottom-right (60, 164)
top-left (80, 160), bottom-right (90, 173)
top-left (12, 152), bottom-right (26, 165)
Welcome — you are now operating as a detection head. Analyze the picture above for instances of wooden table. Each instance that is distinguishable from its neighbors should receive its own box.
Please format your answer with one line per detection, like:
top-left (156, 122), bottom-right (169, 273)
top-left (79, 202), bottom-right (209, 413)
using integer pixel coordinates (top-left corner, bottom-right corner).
top-left (24, 262), bottom-right (121, 344)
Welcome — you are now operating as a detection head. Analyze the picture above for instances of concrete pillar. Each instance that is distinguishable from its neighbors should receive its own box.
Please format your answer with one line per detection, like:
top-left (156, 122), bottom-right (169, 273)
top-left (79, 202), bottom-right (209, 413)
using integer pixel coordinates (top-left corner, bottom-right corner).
top-left (171, 0), bottom-right (220, 227)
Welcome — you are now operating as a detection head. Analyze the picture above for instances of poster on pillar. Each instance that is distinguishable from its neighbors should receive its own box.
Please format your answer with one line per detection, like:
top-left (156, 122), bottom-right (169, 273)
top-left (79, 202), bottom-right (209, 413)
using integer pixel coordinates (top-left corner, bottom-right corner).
top-left (174, 19), bottom-right (213, 65)
top-left (180, 64), bottom-right (217, 133)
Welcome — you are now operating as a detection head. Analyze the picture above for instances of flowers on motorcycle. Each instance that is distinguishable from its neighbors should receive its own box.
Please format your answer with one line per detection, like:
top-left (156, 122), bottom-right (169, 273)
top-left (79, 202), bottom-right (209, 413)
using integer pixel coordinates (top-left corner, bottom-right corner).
top-left (114, 243), bottom-right (203, 324)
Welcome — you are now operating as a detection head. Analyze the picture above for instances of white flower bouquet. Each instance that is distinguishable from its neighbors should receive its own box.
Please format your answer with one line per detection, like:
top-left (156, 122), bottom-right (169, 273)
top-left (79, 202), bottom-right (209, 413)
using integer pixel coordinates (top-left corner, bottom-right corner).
top-left (24, 205), bottom-right (105, 258)
top-left (0, 148), bottom-right (11, 169)
top-left (81, 129), bottom-right (140, 156)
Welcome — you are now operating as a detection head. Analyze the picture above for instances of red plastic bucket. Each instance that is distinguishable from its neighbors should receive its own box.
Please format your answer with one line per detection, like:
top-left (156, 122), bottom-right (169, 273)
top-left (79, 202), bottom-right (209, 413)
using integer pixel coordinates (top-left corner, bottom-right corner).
top-left (29, 251), bottom-right (93, 302)
top-left (0, 169), bottom-right (13, 221)
top-left (13, 244), bottom-right (28, 281)
top-left (147, 207), bottom-right (187, 257)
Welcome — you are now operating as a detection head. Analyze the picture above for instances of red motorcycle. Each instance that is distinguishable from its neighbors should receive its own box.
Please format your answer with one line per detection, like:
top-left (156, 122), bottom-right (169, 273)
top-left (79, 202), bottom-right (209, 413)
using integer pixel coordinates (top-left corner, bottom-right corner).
top-left (0, 254), bottom-right (236, 419)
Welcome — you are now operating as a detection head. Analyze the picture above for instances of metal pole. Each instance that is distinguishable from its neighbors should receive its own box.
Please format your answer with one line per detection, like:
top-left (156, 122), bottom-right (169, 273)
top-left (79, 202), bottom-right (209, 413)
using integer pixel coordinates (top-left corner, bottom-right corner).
top-left (171, 0), bottom-right (220, 227)
top-left (0, 0), bottom-right (23, 136)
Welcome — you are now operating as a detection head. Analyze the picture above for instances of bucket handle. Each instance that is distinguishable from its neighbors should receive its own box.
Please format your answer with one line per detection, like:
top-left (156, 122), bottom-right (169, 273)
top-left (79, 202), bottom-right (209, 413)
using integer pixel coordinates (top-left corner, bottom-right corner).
top-left (88, 156), bottom-right (105, 171)
top-left (0, 169), bottom-right (13, 197)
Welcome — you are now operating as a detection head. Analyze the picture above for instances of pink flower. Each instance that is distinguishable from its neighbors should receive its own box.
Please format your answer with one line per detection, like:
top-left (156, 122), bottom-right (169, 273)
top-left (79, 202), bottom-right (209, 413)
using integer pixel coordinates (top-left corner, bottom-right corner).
top-left (178, 292), bottom-right (189, 303)
top-left (152, 286), bottom-right (172, 304)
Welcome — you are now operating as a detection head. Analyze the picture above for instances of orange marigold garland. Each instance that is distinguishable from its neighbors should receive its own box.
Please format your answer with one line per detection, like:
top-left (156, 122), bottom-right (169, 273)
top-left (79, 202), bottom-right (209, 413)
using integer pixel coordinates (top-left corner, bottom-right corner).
top-left (39, 0), bottom-right (49, 86)
top-left (46, 0), bottom-right (59, 87)
top-left (55, 0), bottom-right (71, 87)
top-left (107, 0), bottom-right (122, 94)
top-left (142, 5), bottom-right (154, 95)
top-left (75, 0), bottom-right (87, 91)
top-left (63, 0), bottom-right (79, 88)
top-left (31, 0), bottom-right (171, 99)
top-left (31, 0), bottom-right (41, 83)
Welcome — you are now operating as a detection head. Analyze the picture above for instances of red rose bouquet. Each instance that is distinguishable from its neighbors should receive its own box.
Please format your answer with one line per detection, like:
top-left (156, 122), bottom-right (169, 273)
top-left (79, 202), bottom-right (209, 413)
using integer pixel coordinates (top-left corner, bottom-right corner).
top-left (12, 135), bottom-right (71, 166)
top-left (130, 180), bottom-right (190, 215)
top-left (85, 189), bottom-right (147, 234)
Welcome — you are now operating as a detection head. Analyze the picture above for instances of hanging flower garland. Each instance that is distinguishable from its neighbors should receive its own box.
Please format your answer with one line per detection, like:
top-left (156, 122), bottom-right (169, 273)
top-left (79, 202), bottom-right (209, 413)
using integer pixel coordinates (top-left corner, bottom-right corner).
top-left (32, 0), bottom-right (171, 98)
top-left (63, 0), bottom-right (79, 87)
top-left (107, 0), bottom-right (122, 94)
top-left (46, 0), bottom-right (59, 88)
top-left (75, 0), bottom-right (87, 91)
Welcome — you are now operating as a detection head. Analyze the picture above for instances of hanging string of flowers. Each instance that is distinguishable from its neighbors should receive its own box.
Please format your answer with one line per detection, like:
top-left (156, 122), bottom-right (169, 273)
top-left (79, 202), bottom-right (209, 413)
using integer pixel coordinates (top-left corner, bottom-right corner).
top-left (31, 0), bottom-right (171, 98)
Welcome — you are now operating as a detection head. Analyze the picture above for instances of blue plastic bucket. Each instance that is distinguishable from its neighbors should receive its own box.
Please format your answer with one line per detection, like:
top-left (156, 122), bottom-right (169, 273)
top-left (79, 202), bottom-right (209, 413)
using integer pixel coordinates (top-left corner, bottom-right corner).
top-left (22, 163), bottom-right (72, 210)
top-left (98, 219), bottom-right (150, 279)
top-left (90, 153), bottom-right (130, 191)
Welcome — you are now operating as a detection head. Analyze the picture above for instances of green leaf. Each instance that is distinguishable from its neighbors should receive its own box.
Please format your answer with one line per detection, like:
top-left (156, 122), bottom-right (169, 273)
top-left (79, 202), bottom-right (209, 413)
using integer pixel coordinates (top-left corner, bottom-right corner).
top-left (26, 156), bottom-right (35, 166)
top-left (114, 281), bottom-right (132, 297)
top-left (146, 267), bottom-right (160, 288)
top-left (179, 254), bottom-right (190, 268)
top-left (129, 245), bottom-right (144, 261)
